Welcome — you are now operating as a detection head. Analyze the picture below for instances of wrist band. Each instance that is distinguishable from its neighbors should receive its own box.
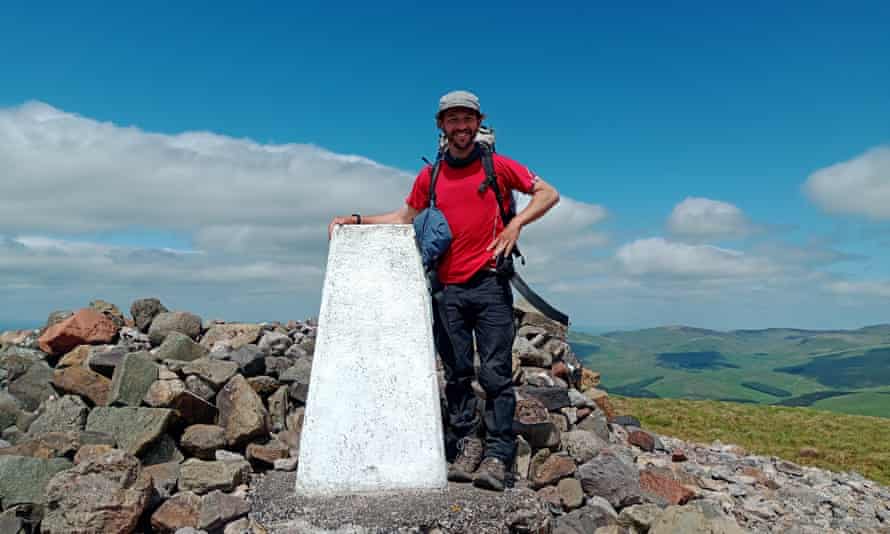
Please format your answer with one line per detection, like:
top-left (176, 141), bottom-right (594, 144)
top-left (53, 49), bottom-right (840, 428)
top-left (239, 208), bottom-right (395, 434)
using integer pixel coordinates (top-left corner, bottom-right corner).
top-left (352, 213), bottom-right (362, 225)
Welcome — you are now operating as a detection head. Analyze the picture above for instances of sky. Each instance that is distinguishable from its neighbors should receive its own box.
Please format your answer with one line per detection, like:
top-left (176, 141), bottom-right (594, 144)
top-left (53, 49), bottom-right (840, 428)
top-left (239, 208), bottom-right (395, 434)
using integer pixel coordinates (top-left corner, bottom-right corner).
top-left (1, 1), bottom-right (889, 331)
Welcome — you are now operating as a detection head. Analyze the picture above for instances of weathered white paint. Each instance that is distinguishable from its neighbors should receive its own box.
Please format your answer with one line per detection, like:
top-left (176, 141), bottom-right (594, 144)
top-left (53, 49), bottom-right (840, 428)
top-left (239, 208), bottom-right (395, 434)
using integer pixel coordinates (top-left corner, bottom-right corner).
top-left (295, 224), bottom-right (447, 495)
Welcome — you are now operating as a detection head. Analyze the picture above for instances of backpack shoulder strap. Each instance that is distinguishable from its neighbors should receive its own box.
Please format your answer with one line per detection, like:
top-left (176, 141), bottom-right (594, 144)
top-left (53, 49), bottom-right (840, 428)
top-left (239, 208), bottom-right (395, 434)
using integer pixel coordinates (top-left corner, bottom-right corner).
top-left (428, 153), bottom-right (442, 208)
top-left (480, 146), bottom-right (513, 226)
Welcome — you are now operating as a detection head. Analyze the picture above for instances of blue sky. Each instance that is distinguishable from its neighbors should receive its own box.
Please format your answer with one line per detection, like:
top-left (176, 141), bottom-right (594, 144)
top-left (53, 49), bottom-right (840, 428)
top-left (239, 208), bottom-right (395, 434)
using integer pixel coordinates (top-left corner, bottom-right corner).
top-left (1, 2), bottom-right (889, 331)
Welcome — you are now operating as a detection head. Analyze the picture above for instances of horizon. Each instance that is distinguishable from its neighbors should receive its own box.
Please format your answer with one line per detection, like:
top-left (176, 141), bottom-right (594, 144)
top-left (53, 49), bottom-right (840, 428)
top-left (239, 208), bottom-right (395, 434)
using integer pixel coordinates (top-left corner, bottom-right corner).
top-left (2, 3), bottom-right (889, 330)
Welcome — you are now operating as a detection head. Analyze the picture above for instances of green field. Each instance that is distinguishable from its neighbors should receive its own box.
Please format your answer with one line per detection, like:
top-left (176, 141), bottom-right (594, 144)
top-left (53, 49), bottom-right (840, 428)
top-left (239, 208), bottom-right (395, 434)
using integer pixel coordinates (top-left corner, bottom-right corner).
top-left (611, 396), bottom-right (890, 485)
top-left (571, 325), bottom-right (890, 418)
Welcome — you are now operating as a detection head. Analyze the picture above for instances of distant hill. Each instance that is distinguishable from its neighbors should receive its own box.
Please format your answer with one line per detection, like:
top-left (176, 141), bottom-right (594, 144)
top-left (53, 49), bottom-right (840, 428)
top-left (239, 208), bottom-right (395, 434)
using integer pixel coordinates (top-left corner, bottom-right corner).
top-left (570, 324), bottom-right (890, 418)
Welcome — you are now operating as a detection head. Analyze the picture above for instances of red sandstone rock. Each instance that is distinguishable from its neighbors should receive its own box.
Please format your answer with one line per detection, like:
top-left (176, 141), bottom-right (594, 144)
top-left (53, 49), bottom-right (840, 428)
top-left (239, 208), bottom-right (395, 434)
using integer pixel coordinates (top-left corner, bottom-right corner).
top-left (39, 308), bottom-right (118, 355)
top-left (628, 430), bottom-right (655, 452)
top-left (640, 468), bottom-right (695, 505)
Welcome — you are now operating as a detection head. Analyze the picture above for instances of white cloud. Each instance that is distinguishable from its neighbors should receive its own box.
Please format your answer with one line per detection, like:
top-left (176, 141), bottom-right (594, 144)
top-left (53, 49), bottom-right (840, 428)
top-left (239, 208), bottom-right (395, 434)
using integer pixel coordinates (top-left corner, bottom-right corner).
top-left (0, 101), bottom-right (610, 322)
top-left (667, 197), bottom-right (752, 238)
top-left (803, 146), bottom-right (890, 220)
top-left (823, 280), bottom-right (890, 299)
top-left (616, 237), bottom-right (777, 278)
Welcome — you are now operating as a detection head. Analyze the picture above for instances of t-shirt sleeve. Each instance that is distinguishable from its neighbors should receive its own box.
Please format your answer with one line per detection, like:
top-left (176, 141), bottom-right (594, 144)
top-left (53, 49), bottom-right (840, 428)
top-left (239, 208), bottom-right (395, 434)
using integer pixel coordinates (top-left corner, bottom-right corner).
top-left (494, 154), bottom-right (538, 195)
top-left (405, 166), bottom-right (432, 211)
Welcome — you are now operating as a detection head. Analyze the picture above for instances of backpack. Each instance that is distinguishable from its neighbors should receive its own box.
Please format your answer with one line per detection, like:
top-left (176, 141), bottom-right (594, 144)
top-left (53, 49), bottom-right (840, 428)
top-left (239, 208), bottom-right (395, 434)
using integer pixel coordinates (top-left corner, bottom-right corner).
top-left (417, 125), bottom-right (570, 325)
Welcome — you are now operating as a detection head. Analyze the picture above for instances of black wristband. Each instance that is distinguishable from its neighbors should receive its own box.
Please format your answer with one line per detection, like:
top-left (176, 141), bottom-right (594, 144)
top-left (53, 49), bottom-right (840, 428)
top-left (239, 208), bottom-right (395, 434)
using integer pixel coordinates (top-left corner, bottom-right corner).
top-left (352, 213), bottom-right (362, 225)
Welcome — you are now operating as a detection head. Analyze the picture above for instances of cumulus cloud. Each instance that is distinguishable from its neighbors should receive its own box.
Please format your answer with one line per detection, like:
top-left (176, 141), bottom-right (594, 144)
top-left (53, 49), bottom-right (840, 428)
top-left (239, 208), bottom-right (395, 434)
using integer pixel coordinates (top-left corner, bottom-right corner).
top-left (803, 146), bottom-right (890, 220)
top-left (667, 197), bottom-right (753, 238)
top-left (0, 101), bottom-right (609, 321)
top-left (616, 237), bottom-right (777, 278)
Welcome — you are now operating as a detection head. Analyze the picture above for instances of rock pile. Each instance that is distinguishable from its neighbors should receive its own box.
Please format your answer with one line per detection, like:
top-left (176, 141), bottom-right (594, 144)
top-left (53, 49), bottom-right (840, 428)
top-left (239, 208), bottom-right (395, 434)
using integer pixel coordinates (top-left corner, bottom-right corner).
top-left (1, 299), bottom-right (888, 533)
top-left (1, 298), bottom-right (314, 533)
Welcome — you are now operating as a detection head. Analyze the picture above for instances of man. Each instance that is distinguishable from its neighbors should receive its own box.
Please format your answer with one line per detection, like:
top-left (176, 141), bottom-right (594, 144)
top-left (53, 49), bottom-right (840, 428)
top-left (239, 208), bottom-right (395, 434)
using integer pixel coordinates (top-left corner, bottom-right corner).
top-left (329, 90), bottom-right (559, 491)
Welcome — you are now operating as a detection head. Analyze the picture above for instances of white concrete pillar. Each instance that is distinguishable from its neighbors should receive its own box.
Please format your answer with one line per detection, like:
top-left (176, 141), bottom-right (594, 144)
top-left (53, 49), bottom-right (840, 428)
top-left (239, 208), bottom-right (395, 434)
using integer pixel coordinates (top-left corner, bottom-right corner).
top-left (295, 224), bottom-right (447, 495)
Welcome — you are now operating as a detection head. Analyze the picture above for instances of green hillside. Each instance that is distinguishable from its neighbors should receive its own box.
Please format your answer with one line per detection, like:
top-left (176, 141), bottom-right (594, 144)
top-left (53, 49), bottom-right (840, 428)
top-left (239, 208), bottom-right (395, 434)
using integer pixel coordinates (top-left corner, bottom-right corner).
top-left (571, 325), bottom-right (890, 418)
top-left (611, 396), bottom-right (890, 485)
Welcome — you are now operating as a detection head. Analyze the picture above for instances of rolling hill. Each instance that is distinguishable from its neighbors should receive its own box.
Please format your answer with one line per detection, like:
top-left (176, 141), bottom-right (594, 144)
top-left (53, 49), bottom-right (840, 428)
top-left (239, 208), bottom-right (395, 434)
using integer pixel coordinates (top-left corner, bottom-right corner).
top-left (570, 324), bottom-right (890, 418)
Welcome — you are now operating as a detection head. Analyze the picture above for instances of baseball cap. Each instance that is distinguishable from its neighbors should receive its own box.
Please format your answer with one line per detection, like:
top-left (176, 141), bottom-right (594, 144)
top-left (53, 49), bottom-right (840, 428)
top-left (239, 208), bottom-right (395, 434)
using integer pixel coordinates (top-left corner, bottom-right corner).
top-left (437, 90), bottom-right (481, 117)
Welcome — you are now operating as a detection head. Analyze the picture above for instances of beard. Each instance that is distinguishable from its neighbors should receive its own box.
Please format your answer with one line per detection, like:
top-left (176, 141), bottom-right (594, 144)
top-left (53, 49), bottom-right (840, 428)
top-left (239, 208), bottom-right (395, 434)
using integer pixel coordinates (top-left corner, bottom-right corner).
top-left (446, 127), bottom-right (477, 151)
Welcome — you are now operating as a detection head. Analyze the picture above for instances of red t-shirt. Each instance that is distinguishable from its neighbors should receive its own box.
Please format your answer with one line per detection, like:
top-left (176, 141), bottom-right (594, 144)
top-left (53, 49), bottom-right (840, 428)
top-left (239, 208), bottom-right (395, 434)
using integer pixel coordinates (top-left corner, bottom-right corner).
top-left (406, 153), bottom-right (538, 284)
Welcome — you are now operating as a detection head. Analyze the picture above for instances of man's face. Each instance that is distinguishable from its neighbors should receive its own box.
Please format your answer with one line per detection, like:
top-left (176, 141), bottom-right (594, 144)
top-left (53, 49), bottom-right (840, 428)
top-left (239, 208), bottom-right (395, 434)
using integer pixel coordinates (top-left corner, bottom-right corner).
top-left (439, 108), bottom-right (481, 151)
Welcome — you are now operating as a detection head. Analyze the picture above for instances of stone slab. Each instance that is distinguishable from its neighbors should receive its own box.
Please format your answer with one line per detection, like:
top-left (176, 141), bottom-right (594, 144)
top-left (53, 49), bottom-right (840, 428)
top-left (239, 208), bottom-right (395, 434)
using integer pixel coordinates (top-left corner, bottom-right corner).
top-left (296, 225), bottom-right (446, 495)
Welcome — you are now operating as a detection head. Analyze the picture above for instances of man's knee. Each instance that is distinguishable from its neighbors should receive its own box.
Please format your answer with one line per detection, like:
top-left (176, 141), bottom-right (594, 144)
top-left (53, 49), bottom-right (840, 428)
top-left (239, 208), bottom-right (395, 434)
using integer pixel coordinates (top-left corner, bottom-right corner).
top-left (477, 366), bottom-right (513, 397)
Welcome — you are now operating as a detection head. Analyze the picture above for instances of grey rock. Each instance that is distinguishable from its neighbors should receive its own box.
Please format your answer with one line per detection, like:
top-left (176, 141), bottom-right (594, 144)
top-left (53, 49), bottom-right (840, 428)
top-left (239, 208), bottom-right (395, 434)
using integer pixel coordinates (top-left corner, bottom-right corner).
top-left (229, 344), bottom-right (266, 376)
top-left (142, 433), bottom-right (185, 465)
top-left (288, 381), bottom-right (310, 404)
top-left (186, 374), bottom-right (217, 401)
top-left (0, 393), bottom-right (22, 431)
top-left (268, 386), bottom-right (289, 430)
top-left (0, 455), bottom-right (72, 507)
top-left (85, 406), bottom-right (174, 456)
top-left (215, 450), bottom-right (245, 462)
top-left (649, 500), bottom-right (745, 534)
top-left (87, 345), bottom-right (129, 377)
top-left (284, 343), bottom-right (310, 359)
top-left (183, 358), bottom-right (239, 388)
top-left (576, 450), bottom-right (642, 509)
top-left (279, 357), bottom-right (312, 383)
top-left (149, 311), bottom-right (203, 346)
top-left (158, 331), bottom-right (209, 362)
top-left (518, 385), bottom-right (572, 411)
top-left (561, 430), bottom-right (609, 464)
top-left (109, 352), bottom-right (158, 406)
top-left (557, 496), bottom-right (619, 533)
top-left (513, 336), bottom-right (553, 367)
top-left (618, 504), bottom-right (662, 531)
top-left (179, 458), bottom-right (251, 494)
top-left (27, 394), bottom-right (89, 436)
top-left (258, 331), bottom-right (293, 356)
top-left (130, 298), bottom-right (168, 332)
top-left (118, 326), bottom-right (152, 351)
top-left (274, 457), bottom-right (298, 471)
top-left (558, 477), bottom-right (585, 511)
top-left (568, 388), bottom-right (596, 408)
top-left (223, 518), bottom-right (251, 534)
top-left (200, 323), bottom-right (262, 351)
top-left (199, 490), bottom-right (250, 531)
top-left (264, 356), bottom-right (292, 377)
top-left (577, 409), bottom-right (611, 442)
top-left (181, 424), bottom-right (227, 460)
top-left (8, 360), bottom-right (54, 411)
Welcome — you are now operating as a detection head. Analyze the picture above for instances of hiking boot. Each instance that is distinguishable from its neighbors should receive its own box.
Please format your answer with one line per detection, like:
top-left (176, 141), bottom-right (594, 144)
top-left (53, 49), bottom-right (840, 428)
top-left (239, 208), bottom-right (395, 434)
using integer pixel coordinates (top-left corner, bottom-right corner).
top-left (472, 457), bottom-right (506, 492)
top-left (447, 437), bottom-right (483, 482)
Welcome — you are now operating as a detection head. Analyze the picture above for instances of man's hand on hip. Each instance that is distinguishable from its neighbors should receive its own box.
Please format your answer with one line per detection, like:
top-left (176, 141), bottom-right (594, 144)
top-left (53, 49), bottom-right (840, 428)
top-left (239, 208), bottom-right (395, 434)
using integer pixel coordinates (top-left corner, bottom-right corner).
top-left (487, 219), bottom-right (522, 259)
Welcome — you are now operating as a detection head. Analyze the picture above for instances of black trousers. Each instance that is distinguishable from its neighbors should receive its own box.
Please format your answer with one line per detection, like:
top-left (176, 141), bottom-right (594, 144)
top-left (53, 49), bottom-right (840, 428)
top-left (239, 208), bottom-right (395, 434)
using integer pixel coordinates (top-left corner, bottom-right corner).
top-left (433, 270), bottom-right (516, 465)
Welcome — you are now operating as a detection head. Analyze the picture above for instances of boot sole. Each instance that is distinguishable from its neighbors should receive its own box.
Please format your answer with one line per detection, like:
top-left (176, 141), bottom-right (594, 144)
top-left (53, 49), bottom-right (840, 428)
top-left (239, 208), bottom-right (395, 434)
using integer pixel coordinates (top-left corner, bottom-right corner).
top-left (472, 473), bottom-right (505, 492)
top-left (447, 469), bottom-right (475, 483)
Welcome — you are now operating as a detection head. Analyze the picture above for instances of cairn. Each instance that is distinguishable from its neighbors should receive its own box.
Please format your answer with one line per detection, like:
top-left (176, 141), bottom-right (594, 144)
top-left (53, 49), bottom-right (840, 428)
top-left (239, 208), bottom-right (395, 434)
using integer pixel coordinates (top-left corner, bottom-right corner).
top-left (0, 299), bottom-right (888, 533)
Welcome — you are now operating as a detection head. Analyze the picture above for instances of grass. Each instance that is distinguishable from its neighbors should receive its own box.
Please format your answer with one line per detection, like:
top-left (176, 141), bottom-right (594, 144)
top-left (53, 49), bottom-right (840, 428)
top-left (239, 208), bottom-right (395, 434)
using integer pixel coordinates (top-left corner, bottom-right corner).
top-left (610, 396), bottom-right (890, 486)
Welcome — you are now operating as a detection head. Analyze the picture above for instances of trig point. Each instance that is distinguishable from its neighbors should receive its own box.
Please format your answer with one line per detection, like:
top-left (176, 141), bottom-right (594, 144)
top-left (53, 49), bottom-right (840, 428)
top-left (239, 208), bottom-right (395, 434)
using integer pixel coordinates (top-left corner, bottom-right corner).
top-left (295, 224), bottom-right (447, 495)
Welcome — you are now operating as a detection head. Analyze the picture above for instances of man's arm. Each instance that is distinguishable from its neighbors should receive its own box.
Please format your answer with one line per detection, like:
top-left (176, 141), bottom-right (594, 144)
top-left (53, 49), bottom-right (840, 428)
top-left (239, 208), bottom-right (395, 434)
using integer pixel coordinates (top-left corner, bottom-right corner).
top-left (487, 178), bottom-right (560, 258)
top-left (328, 204), bottom-right (420, 239)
